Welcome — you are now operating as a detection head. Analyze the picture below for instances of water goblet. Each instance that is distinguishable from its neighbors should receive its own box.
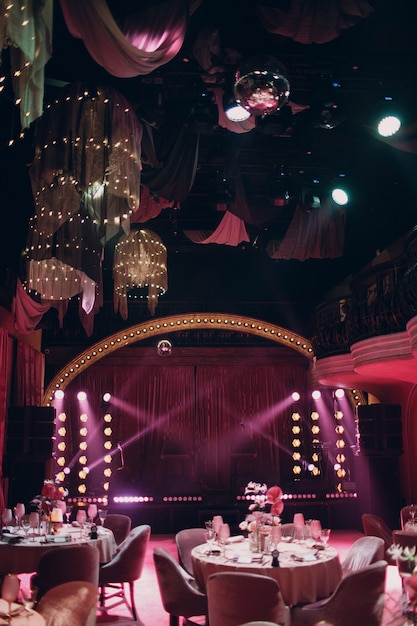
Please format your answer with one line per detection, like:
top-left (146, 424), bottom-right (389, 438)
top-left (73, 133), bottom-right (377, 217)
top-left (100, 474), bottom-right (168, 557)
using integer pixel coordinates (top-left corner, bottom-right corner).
top-left (218, 523), bottom-right (230, 546)
top-left (98, 509), bottom-right (107, 526)
top-left (293, 512), bottom-right (305, 543)
top-left (28, 512), bottom-right (39, 541)
top-left (204, 528), bottom-right (216, 554)
top-left (87, 504), bottom-right (97, 524)
top-left (2, 573), bottom-right (20, 620)
top-left (14, 503), bottom-right (25, 529)
top-left (1, 509), bottom-right (12, 531)
top-left (65, 504), bottom-right (73, 525)
top-left (269, 524), bottom-right (282, 552)
top-left (321, 528), bottom-right (331, 546)
top-left (76, 509), bottom-right (87, 537)
top-left (21, 518), bottom-right (30, 539)
top-left (310, 519), bottom-right (322, 542)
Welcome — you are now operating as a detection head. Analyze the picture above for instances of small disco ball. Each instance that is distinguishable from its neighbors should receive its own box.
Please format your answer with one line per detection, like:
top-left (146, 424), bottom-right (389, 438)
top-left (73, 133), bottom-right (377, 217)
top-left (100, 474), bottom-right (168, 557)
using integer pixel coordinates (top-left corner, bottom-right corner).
top-left (157, 339), bottom-right (173, 356)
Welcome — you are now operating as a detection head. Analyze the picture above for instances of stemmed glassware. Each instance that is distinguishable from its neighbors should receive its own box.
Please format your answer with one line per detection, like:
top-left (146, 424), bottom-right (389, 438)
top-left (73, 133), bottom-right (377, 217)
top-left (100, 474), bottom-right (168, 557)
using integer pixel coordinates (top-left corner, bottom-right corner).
top-left (204, 527), bottom-right (216, 554)
top-left (409, 504), bottom-right (417, 524)
top-left (1, 574), bottom-right (20, 621)
top-left (20, 586), bottom-right (36, 614)
top-left (1, 509), bottom-right (12, 531)
top-left (293, 513), bottom-right (305, 543)
top-left (320, 528), bottom-right (331, 547)
top-left (217, 523), bottom-right (230, 551)
top-left (21, 518), bottom-right (30, 539)
top-left (98, 509), bottom-right (107, 526)
top-left (65, 505), bottom-right (73, 525)
top-left (87, 504), bottom-right (98, 525)
top-left (310, 519), bottom-right (322, 542)
top-left (13, 503), bottom-right (25, 529)
top-left (76, 509), bottom-right (87, 537)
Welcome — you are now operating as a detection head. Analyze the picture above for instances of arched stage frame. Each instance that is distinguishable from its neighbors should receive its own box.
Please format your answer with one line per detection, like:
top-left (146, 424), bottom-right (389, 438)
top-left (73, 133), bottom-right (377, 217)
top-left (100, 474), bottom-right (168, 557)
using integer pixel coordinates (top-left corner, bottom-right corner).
top-left (43, 312), bottom-right (314, 405)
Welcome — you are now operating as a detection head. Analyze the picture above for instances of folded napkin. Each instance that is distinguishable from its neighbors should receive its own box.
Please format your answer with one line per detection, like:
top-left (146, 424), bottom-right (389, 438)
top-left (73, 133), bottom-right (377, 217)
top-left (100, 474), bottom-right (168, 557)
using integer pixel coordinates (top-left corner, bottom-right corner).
top-left (226, 535), bottom-right (244, 544)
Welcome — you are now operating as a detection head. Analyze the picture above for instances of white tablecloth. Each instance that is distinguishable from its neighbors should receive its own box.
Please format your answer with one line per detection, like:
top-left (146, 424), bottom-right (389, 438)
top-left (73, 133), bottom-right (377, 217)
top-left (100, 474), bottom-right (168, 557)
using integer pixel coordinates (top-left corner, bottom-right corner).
top-left (0, 526), bottom-right (117, 574)
top-left (191, 538), bottom-right (342, 606)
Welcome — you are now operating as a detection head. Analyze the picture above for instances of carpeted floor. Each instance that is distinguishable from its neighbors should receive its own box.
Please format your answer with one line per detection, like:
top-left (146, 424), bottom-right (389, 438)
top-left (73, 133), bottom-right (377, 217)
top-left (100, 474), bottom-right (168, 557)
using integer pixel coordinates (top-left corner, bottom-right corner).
top-left (94, 529), bottom-right (405, 626)
top-left (19, 529), bottom-right (406, 625)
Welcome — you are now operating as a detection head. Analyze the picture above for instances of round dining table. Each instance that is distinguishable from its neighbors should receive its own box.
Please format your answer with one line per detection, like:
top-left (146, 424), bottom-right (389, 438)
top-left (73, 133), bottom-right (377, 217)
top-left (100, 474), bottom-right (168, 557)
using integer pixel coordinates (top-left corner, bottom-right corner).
top-left (0, 599), bottom-right (45, 625)
top-left (0, 525), bottom-right (117, 574)
top-left (191, 537), bottom-right (342, 606)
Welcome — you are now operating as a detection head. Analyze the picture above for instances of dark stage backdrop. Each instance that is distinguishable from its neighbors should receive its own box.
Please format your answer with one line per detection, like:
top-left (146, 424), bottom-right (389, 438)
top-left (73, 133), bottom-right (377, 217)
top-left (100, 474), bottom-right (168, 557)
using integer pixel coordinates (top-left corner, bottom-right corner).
top-left (60, 348), bottom-right (313, 502)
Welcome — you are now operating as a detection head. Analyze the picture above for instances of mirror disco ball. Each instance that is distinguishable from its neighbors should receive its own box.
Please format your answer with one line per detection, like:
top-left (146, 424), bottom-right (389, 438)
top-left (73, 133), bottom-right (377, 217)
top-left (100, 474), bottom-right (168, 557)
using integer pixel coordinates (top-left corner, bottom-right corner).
top-left (234, 55), bottom-right (290, 116)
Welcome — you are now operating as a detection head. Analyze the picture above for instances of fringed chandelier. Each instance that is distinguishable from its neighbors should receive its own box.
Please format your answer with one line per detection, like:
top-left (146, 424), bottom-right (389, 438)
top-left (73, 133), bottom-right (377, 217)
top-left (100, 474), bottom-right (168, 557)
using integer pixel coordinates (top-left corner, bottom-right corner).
top-left (113, 229), bottom-right (168, 317)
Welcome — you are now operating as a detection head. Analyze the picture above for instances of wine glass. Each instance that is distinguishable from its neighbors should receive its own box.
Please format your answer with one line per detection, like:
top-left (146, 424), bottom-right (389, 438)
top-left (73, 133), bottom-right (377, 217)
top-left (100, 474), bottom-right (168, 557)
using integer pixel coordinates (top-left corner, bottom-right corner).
top-left (1, 509), bottom-right (12, 530)
top-left (293, 512), bottom-right (305, 543)
top-left (76, 509), bottom-right (87, 537)
top-left (310, 519), bottom-right (322, 542)
top-left (2, 574), bottom-right (20, 619)
top-left (65, 504), bottom-right (73, 525)
top-left (204, 528), bottom-right (216, 554)
top-left (28, 512), bottom-right (39, 541)
top-left (20, 586), bottom-right (36, 613)
top-left (218, 523), bottom-right (230, 547)
top-left (98, 509), bottom-right (107, 526)
top-left (321, 528), bottom-right (331, 546)
top-left (21, 518), bottom-right (30, 539)
top-left (409, 504), bottom-right (416, 524)
top-left (14, 503), bottom-right (25, 529)
top-left (87, 504), bottom-right (98, 524)
top-left (269, 524), bottom-right (282, 552)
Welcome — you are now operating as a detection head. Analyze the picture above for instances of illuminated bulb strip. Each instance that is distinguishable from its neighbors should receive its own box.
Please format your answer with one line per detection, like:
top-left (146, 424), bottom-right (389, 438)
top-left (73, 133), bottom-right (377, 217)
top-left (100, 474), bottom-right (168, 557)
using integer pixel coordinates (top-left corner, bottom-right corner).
top-left (43, 314), bottom-right (313, 404)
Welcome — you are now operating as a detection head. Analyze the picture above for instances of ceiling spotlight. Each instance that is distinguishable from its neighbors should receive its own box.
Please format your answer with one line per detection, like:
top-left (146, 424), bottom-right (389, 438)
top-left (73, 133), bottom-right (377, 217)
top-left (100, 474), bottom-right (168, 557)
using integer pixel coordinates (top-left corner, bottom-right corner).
top-left (77, 391), bottom-right (87, 402)
top-left (335, 388), bottom-right (345, 398)
top-left (374, 95), bottom-right (402, 137)
top-left (234, 55), bottom-right (290, 117)
top-left (157, 339), bottom-right (172, 356)
top-left (312, 390), bottom-right (321, 400)
top-left (292, 392), bottom-right (300, 401)
top-left (331, 188), bottom-right (349, 206)
top-left (225, 101), bottom-right (251, 122)
top-left (102, 392), bottom-right (112, 403)
top-left (54, 390), bottom-right (65, 400)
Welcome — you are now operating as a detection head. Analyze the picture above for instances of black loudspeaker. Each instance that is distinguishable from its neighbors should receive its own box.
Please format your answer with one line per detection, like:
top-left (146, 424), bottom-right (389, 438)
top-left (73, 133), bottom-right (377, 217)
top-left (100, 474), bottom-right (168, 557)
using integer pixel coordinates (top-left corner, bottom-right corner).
top-left (6, 406), bottom-right (56, 458)
top-left (5, 460), bottom-right (50, 509)
top-left (357, 404), bottom-right (402, 455)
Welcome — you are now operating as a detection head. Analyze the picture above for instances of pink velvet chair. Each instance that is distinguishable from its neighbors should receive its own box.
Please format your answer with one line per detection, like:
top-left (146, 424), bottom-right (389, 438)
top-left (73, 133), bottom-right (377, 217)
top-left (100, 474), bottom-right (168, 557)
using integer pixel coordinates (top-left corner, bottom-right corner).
top-left (175, 528), bottom-right (207, 577)
top-left (341, 535), bottom-right (385, 575)
top-left (103, 513), bottom-right (132, 546)
top-left (36, 580), bottom-right (98, 626)
top-left (361, 513), bottom-right (396, 564)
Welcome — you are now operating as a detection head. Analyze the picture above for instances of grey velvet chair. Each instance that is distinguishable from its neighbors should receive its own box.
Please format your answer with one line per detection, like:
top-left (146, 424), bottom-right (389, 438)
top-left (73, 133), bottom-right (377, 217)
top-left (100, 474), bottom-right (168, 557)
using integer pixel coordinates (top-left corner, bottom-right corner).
top-left (36, 580), bottom-right (98, 626)
top-left (153, 546), bottom-right (208, 626)
top-left (341, 535), bottom-right (385, 575)
top-left (362, 513), bottom-right (396, 564)
top-left (291, 560), bottom-right (388, 626)
top-left (103, 513), bottom-right (132, 546)
top-left (207, 571), bottom-right (291, 626)
top-left (31, 543), bottom-right (100, 602)
top-left (175, 527), bottom-right (207, 577)
top-left (98, 524), bottom-right (150, 621)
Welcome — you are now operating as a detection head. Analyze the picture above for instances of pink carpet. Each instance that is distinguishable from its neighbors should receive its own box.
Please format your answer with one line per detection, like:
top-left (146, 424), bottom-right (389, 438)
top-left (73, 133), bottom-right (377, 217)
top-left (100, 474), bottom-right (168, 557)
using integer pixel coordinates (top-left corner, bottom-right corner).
top-left (19, 529), bottom-right (406, 625)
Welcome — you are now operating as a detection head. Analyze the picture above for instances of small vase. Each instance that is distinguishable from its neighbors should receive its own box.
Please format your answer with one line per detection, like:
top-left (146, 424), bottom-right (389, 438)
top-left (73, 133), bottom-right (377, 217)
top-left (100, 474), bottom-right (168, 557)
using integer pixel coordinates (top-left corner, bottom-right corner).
top-left (249, 529), bottom-right (261, 553)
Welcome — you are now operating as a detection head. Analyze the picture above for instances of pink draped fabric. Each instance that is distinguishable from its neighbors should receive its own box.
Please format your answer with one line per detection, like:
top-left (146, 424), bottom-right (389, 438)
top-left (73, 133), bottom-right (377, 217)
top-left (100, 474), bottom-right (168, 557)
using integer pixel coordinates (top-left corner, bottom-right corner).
top-left (13, 279), bottom-right (51, 335)
top-left (266, 203), bottom-right (346, 260)
top-left (255, 0), bottom-right (374, 44)
top-left (184, 210), bottom-right (250, 246)
top-left (130, 186), bottom-right (175, 224)
top-left (0, 329), bottom-right (11, 511)
top-left (59, 0), bottom-right (188, 77)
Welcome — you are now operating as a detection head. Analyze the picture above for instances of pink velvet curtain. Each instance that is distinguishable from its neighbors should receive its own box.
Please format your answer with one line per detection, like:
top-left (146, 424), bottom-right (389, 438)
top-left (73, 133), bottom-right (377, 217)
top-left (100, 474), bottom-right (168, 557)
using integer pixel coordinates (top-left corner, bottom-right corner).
top-left (16, 342), bottom-right (45, 406)
top-left (0, 329), bottom-right (12, 511)
top-left (61, 360), bottom-right (309, 496)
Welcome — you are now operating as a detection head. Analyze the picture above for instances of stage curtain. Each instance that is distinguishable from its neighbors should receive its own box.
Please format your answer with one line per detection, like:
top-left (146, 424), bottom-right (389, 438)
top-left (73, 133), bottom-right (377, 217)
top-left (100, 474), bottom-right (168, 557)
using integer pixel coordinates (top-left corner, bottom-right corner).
top-left (62, 360), bottom-right (309, 497)
top-left (16, 341), bottom-right (45, 406)
top-left (0, 329), bottom-right (13, 511)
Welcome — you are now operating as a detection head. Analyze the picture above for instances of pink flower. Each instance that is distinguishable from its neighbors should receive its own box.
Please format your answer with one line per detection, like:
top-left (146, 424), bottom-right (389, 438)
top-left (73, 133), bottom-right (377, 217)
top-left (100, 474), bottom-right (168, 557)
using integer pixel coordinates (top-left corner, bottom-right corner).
top-left (266, 485), bottom-right (284, 516)
top-left (41, 482), bottom-right (56, 499)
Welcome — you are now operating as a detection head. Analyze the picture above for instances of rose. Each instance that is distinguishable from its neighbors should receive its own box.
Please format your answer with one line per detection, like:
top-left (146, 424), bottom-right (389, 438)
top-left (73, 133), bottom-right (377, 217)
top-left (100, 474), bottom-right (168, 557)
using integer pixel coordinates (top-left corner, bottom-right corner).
top-left (266, 485), bottom-right (284, 516)
top-left (41, 482), bottom-right (56, 499)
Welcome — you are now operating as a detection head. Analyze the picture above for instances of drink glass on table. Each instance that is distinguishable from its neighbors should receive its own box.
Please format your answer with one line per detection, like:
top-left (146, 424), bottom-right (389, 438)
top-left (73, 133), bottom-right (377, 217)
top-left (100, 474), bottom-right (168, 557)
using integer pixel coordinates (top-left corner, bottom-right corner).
top-left (14, 503), bottom-right (25, 529)
top-left (2, 574), bottom-right (20, 618)
top-left (98, 509), bottom-right (107, 526)
top-left (65, 505), bottom-right (73, 525)
top-left (218, 523), bottom-right (231, 549)
top-left (1, 509), bottom-right (12, 531)
top-left (204, 528), bottom-right (216, 554)
top-left (321, 528), bottom-right (331, 546)
top-left (87, 504), bottom-right (97, 524)
top-left (293, 512), bottom-right (305, 543)
top-left (310, 519), bottom-right (322, 542)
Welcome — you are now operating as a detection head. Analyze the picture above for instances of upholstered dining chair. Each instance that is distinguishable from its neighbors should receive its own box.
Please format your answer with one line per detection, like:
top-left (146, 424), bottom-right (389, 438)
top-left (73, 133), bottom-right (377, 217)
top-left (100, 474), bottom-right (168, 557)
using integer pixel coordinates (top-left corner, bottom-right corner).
top-left (238, 623), bottom-right (281, 626)
top-left (153, 546), bottom-right (208, 626)
top-left (36, 580), bottom-right (98, 626)
top-left (361, 513), bottom-right (396, 564)
top-left (341, 535), bottom-right (385, 575)
top-left (175, 528), bottom-right (207, 577)
top-left (291, 560), bottom-right (388, 626)
top-left (98, 524), bottom-right (150, 621)
top-left (31, 543), bottom-right (100, 602)
top-left (207, 571), bottom-right (291, 626)
top-left (103, 513), bottom-right (132, 546)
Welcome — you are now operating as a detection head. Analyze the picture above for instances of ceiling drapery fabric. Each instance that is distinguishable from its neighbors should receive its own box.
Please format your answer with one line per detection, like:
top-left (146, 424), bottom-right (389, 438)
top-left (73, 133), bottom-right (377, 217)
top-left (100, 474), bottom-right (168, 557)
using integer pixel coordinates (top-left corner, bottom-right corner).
top-left (255, 0), bottom-right (375, 44)
top-left (266, 203), bottom-right (346, 260)
top-left (25, 82), bottom-right (142, 329)
top-left (59, 0), bottom-right (188, 78)
top-left (113, 229), bottom-right (168, 318)
top-left (0, 0), bottom-right (53, 128)
top-left (184, 210), bottom-right (250, 246)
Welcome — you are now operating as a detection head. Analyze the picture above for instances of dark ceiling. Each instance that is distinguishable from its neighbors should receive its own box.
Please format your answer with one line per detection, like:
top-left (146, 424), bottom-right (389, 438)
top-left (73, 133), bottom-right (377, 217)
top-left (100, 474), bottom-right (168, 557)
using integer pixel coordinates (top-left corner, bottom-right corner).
top-left (2, 1), bottom-right (417, 337)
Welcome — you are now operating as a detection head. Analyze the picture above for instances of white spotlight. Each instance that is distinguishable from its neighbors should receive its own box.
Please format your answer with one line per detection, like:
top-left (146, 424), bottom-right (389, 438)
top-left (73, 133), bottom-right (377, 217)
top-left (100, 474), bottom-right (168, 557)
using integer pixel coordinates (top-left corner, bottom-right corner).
top-left (54, 390), bottom-right (65, 400)
top-left (335, 388), bottom-right (345, 398)
top-left (103, 392), bottom-right (112, 403)
top-left (312, 390), bottom-right (321, 400)
top-left (292, 392), bottom-right (300, 401)
top-left (77, 391), bottom-right (87, 402)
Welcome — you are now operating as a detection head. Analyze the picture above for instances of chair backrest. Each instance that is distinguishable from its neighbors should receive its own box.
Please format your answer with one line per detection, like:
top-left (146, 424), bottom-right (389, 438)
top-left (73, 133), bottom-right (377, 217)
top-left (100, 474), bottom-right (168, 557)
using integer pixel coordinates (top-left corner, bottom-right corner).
top-left (33, 544), bottom-right (100, 600)
top-left (153, 546), bottom-right (208, 620)
top-left (175, 528), bottom-right (207, 576)
top-left (103, 513), bottom-right (132, 545)
top-left (400, 505), bottom-right (416, 529)
top-left (361, 513), bottom-right (395, 563)
top-left (99, 524), bottom-right (150, 583)
top-left (207, 571), bottom-right (288, 626)
top-left (341, 536), bottom-right (385, 575)
top-left (292, 560), bottom-right (388, 626)
top-left (36, 580), bottom-right (98, 626)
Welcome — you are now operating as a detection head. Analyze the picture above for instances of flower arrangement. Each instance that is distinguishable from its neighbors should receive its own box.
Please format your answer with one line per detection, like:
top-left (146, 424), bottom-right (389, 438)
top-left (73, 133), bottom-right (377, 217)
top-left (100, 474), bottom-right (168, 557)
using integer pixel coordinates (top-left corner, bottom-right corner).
top-left (31, 479), bottom-right (68, 517)
top-left (239, 481), bottom-right (284, 532)
top-left (388, 544), bottom-right (417, 575)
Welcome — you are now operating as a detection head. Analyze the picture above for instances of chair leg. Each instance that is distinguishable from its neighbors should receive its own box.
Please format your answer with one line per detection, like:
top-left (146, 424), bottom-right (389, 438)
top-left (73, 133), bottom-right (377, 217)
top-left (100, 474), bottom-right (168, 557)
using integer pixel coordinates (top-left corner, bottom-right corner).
top-left (169, 615), bottom-right (179, 626)
top-left (128, 581), bottom-right (137, 621)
